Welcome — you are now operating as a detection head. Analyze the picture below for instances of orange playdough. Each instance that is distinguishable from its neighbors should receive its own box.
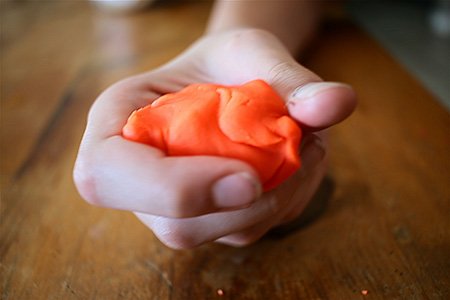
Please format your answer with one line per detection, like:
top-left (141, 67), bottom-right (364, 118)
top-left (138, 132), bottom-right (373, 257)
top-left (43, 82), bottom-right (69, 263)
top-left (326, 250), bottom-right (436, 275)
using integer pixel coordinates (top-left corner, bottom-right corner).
top-left (122, 80), bottom-right (302, 191)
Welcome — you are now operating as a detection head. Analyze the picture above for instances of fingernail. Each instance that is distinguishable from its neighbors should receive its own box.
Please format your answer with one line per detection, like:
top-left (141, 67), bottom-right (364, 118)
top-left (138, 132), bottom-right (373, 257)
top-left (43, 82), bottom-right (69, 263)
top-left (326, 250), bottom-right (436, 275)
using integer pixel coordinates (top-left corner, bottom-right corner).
top-left (291, 82), bottom-right (352, 101)
top-left (212, 172), bottom-right (262, 209)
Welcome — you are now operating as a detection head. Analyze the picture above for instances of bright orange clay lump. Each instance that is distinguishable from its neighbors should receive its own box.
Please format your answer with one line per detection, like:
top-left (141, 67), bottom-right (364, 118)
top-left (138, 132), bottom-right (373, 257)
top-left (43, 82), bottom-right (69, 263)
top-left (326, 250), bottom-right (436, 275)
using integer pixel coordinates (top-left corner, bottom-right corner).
top-left (122, 80), bottom-right (302, 191)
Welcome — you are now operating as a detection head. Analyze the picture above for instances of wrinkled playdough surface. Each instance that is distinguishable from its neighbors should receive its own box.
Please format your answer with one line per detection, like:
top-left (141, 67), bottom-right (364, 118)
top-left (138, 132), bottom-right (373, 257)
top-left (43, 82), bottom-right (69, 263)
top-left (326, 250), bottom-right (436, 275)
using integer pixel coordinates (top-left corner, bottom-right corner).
top-left (122, 79), bottom-right (302, 191)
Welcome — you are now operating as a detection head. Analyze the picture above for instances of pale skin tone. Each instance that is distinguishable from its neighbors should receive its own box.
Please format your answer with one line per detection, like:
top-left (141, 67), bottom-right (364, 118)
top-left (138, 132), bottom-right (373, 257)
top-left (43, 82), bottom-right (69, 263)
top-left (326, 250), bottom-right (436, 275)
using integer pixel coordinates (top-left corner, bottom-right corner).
top-left (74, 1), bottom-right (357, 249)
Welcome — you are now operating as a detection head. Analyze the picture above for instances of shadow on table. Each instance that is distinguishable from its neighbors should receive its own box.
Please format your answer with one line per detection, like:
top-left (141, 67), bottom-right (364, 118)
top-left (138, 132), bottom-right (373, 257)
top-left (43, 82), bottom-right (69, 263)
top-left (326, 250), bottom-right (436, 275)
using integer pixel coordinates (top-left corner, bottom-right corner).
top-left (268, 175), bottom-right (335, 239)
top-left (165, 176), bottom-right (337, 297)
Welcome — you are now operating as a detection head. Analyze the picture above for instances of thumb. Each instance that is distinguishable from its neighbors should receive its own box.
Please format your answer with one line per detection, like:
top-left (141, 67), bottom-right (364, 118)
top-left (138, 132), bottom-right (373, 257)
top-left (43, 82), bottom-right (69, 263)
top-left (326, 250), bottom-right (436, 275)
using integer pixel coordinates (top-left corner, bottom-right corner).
top-left (263, 61), bottom-right (357, 131)
top-left (223, 29), bottom-right (357, 131)
top-left (160, 155), bottom-right (263, 217)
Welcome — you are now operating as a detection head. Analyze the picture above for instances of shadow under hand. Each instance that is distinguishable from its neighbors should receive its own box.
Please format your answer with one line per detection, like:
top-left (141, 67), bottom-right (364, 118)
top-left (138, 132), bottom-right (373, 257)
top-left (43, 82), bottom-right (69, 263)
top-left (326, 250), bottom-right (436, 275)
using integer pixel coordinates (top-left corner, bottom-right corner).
top-left (268, 175), bottom-right (335, 238)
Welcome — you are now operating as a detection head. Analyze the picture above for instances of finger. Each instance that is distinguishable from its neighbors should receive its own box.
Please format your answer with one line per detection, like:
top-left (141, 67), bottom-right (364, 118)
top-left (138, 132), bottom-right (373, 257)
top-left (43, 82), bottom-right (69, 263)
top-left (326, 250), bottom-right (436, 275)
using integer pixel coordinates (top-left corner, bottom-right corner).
top-left (74, 136), bottom-right (262, 218)
top-left (85, 71), bottom-right (191, 140)
top-left (216, 133), bottom-right (327, 246)
top-left (84, 78), bottom-right (158, 141)
top-left (280, 134), bottom-right (327, 224)
top-left (134, 193), bottom-right (277, 249)
top-left (287, 82), bottom-right (357, 131)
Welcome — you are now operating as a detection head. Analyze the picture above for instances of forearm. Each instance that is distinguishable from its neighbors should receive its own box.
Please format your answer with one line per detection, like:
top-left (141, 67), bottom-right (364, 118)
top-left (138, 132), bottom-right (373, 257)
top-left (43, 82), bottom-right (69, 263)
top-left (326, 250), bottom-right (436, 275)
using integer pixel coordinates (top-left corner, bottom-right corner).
top-left (207, 0), bottom-right (321, 55)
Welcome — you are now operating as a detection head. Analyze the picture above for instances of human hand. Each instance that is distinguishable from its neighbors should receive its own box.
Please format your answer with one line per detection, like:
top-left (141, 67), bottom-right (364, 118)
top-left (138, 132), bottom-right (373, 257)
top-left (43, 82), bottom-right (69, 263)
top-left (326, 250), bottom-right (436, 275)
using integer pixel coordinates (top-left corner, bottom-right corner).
top-left (73, 29), bottom-right (356, 248)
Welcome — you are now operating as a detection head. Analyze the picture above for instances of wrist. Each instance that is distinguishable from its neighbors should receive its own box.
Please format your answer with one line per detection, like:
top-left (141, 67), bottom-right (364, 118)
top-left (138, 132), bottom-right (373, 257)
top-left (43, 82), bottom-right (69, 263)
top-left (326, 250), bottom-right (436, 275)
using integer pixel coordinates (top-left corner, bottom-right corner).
top-left (206, 1), bottom-right (321, 55)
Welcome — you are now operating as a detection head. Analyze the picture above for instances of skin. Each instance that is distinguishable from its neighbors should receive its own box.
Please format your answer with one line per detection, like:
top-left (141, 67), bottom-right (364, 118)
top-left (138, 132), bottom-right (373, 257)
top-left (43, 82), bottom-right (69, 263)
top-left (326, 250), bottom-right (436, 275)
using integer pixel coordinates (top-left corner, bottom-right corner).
top-left (73, 2), bottom-right (357, 249)
top-left (208, 0), bottom-right (321, 54)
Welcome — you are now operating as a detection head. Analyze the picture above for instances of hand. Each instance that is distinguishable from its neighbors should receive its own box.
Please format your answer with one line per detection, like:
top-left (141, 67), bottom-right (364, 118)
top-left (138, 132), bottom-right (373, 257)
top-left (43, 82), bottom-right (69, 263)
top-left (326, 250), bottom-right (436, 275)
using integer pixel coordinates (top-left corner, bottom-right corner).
top-left (73, 29), bottom-right (356, 248)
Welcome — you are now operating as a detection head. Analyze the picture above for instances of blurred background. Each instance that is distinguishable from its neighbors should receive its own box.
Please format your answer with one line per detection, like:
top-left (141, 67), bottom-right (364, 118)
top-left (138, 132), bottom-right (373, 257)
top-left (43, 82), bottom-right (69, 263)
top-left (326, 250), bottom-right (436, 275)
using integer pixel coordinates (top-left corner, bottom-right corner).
top-left (2, 0), bottom-right (449, 104)
top-left (91, 0), bottom-right (449, 108)
top-left (87, 0), bottom-right (450, 106)
top-left (348, 0), bottom-right (450, 109)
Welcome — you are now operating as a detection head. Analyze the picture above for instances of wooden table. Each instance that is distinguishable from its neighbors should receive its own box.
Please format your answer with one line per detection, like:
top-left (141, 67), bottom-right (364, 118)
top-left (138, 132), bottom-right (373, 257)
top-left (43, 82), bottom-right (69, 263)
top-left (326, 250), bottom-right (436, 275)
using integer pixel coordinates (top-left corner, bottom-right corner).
top-left (1, 2), bottom-right (449, 299)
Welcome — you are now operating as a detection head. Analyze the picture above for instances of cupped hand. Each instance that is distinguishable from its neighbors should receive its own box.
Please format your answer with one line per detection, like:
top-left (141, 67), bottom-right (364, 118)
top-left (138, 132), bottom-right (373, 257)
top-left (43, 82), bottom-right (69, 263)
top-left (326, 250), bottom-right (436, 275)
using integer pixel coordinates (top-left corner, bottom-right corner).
top-left (73, 29), bottom-right (356, 249)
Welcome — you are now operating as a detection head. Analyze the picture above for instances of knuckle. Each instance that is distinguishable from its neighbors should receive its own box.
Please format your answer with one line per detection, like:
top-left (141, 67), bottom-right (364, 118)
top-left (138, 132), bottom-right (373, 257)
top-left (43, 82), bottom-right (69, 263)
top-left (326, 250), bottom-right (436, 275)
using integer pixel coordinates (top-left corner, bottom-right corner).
top-left (268, 61), bottom-right (302, 85)
top-left (73, 155), bottom-right (100, 206)
top-left (153, 220), bottom-right (199, 250)
top-left (229, 237), bottom-right (257, 247)
top-left (268, 61), bottom-right (295, 80)
top-left (223, 231), bottom-right (264, 247)
top-left (268, 61), bottom-right (321, 92)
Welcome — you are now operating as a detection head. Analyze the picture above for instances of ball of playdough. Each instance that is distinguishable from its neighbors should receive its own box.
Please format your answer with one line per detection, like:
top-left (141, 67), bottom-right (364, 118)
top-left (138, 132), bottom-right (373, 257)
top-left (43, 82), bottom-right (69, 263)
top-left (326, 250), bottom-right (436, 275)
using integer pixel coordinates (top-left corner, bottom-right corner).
top-left (122, 80), bottom-right (302, 191)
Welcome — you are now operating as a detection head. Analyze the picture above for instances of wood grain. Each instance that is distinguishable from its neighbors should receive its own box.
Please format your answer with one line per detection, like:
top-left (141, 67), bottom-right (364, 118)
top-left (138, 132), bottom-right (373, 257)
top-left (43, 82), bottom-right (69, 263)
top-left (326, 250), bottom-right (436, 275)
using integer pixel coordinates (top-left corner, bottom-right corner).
top-left (1, 2), bottom-right (449, 299)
